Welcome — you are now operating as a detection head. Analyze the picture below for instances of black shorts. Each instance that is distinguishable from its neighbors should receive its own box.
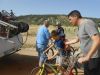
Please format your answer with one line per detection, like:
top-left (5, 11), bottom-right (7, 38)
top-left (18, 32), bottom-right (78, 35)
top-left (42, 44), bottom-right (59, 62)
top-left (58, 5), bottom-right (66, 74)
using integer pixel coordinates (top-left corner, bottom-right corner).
top-left (84, 58), bottom-right (100, 75)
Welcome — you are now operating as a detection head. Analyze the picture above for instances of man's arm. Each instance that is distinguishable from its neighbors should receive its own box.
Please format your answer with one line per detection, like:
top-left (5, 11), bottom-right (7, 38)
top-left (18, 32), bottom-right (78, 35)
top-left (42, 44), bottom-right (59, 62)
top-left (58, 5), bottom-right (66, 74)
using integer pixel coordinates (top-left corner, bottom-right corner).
top-left (87, 34), bottom-right (100, 59)
top-left (65, 37), bottom-right (79, 45)
top-left (78, 34), bottom-right (100, 63)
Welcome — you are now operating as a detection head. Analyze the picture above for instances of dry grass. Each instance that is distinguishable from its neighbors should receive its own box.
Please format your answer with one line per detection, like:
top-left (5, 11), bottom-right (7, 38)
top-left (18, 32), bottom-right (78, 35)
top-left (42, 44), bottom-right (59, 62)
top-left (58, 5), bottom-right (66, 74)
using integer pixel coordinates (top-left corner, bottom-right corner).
top-left (22, 25), bottom-right (79, 48)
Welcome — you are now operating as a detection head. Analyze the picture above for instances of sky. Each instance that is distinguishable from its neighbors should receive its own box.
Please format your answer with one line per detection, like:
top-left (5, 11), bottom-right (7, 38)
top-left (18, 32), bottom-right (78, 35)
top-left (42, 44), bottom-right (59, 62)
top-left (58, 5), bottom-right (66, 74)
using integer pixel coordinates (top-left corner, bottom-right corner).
top-left (0, 0), bottom-right (100, 18)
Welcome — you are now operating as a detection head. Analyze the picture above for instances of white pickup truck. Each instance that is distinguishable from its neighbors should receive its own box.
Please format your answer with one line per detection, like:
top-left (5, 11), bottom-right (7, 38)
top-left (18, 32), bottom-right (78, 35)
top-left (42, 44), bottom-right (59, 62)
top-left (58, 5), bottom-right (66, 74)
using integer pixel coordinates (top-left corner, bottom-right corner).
top-left (0, 34), bottom-right (23, 57)
top-left (0, 20), bottom-right (23, 57)
top-left (0, 10), bottom-right (29, 57)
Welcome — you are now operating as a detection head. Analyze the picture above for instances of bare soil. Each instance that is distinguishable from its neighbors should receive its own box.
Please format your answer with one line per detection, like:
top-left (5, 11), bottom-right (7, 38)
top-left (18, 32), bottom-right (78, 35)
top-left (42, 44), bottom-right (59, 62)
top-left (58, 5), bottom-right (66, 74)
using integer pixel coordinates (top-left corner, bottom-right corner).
top-left (0, 48), bottom-right (38, 75)
top-left (0, 48), bottom-right (84, 75)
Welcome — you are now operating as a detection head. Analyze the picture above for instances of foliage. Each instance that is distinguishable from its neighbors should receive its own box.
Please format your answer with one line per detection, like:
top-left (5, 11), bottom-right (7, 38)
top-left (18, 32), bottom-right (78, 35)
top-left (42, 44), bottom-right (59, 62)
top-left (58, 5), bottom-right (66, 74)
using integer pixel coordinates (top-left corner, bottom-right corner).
top-left (17, 15), bottom-right (70, 26)
top-left (17, 15), bottom-right (100, 26)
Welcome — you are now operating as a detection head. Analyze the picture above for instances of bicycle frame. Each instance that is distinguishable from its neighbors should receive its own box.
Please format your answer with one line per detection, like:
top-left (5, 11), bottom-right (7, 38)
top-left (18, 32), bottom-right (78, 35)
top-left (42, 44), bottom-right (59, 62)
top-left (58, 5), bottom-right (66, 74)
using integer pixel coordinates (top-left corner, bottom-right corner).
top-left (45, 63), bottom-right (58, 74)
top-left (38, 64), bottom-right (45, 75)
top-left (32, 58), bottom-right (58, 75)
top-left (30, 47), bottom-right (81, 75)
top-left (37, 59), bottom-right (77, 75)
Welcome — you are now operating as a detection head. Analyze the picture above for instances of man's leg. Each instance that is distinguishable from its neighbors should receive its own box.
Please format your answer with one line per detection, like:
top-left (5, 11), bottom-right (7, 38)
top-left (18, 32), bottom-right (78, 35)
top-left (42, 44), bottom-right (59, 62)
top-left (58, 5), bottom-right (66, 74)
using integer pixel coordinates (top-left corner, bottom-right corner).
top-left (84, 58), bottom-right (100, 75)
top-left (84, 61), bottom-right (90, 75)
top-left (89, 58), bottom-right (100, 75)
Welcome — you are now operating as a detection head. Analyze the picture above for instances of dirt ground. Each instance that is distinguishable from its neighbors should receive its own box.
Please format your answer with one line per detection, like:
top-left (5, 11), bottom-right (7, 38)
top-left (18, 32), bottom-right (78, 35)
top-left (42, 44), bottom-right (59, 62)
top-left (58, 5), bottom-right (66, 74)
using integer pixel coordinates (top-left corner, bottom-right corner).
top-left (0, 48), bottom-right (84, 75)
top-left (0, 48), bottom-right (38, 75)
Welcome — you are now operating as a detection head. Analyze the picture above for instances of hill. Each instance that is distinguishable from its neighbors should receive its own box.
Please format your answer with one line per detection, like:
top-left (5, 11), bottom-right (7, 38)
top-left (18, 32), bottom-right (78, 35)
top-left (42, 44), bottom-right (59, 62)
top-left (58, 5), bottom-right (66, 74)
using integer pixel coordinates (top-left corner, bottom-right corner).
top-left (17, 15), bottom-right (100, 26)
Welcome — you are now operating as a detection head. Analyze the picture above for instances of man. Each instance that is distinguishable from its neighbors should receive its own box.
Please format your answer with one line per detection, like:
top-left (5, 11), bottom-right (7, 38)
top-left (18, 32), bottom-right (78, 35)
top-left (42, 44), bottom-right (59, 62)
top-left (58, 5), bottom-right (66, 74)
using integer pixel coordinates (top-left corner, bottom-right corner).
top-left (55, 22), bottom-right (65, 42)
top-left (56, 22), bottom-right (65, 37)
top-left (66, 10), bottom-right (100, 75)
top-left (36, 20), bottom-right (50, 67)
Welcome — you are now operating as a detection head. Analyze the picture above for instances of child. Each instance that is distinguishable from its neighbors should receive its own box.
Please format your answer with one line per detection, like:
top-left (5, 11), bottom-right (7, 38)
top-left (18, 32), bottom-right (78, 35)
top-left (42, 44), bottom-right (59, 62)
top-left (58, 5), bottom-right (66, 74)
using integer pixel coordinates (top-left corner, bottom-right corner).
top-left (44, 30), bottom-right (67, 75)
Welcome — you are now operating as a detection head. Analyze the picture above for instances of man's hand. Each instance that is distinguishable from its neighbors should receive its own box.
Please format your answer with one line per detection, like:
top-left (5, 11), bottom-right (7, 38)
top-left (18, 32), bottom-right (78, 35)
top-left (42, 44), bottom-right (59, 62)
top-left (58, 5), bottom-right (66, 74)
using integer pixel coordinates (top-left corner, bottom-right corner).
top-left (78, 56), bottom-right (90, 64)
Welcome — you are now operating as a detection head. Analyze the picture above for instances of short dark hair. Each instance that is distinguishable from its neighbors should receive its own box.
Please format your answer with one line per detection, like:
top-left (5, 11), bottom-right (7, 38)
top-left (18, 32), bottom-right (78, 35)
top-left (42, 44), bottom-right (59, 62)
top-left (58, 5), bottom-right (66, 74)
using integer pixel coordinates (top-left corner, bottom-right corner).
top-left (51, 30), bottom-right (58, 37)
top-left (68, 10), bottom-right (82, 18)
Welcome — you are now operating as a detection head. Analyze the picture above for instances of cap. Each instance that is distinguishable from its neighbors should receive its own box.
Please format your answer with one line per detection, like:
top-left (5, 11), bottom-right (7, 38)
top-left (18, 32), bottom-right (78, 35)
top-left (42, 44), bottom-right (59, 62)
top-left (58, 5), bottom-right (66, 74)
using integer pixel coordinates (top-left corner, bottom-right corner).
top-left (56, 22), bottom-right (61, 26)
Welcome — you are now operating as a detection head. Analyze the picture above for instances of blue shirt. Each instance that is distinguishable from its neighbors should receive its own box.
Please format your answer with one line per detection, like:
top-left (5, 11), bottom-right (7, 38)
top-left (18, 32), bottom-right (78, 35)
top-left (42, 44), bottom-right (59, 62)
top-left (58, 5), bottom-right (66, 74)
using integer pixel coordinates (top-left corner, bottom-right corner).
top-left (36, 25), bottom-right (50, 46)
top-left (54, 39), bottom-right (64, 49)
top-left (54, 39), bottom-right (66, 56)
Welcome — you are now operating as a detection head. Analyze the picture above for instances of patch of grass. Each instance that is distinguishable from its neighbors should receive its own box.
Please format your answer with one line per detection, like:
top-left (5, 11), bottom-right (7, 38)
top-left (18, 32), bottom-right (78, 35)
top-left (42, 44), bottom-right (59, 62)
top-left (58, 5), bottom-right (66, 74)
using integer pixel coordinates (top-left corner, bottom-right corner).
top-left (22, 25), bottom-right (78, 48)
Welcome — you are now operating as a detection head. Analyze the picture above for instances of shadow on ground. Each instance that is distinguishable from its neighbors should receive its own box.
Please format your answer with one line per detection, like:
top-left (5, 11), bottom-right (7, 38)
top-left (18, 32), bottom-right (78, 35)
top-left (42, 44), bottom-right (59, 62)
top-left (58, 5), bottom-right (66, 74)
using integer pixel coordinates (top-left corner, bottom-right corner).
top-left (0, 53), bottom-right (38, 75)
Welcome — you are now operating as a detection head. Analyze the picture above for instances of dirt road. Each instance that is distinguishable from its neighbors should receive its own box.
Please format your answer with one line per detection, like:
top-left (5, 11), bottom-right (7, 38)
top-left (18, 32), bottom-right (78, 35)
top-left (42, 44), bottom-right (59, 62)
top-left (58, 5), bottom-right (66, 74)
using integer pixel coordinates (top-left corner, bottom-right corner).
top-left (0, 48), bottom-right (39, 75)
top-left (0, 48), bottom-right (84, 75)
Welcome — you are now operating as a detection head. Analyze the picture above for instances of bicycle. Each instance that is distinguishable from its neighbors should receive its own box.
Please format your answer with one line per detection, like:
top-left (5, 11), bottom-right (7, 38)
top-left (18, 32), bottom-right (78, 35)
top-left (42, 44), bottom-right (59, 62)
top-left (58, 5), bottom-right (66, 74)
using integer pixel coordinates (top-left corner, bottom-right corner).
top-left (30, 46), bottom-right (81, 75)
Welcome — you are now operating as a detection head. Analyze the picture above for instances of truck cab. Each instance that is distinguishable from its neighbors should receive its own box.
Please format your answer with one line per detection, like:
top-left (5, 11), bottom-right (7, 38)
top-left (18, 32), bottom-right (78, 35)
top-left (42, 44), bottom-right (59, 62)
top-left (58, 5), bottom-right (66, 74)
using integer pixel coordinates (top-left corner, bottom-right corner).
top-left (0, 10), bottom-right (29, 57)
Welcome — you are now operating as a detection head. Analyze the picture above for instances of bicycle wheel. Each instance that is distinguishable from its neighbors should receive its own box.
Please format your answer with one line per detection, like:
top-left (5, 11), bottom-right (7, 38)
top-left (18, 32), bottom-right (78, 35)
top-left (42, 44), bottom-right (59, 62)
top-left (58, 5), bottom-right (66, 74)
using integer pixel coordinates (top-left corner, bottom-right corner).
top-left (63, 57), bottom-right (78, 75)
top-left (69, 67), bottom-right (78, 75)
top-left (30, 67), bottom-right (47, 75)
top-left (62, 66), bottom-right (78, 75)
